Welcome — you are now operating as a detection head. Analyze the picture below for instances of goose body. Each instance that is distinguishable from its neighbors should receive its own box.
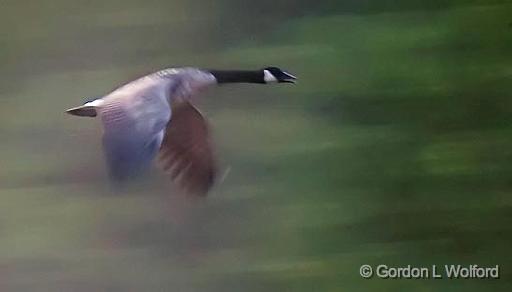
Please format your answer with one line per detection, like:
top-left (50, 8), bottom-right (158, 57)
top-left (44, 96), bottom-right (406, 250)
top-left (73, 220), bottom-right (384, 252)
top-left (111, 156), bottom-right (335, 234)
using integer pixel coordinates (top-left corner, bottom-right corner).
top-left (67, 66), bottom-right (296, 195)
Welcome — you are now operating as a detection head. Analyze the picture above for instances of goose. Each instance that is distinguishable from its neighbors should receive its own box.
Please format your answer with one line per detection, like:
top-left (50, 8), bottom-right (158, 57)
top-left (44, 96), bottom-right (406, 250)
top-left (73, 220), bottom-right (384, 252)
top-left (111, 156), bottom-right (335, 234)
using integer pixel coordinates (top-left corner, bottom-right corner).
top-left (66, 67), bottom-right (296, 195)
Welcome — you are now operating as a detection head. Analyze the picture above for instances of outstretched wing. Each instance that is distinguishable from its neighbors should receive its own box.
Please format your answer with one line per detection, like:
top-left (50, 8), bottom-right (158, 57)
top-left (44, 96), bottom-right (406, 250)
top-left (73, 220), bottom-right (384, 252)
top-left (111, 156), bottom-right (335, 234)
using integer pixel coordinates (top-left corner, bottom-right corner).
top-left (158, 102), bottom-right (217, 196)
top-left (100, 98), bottom-right (168, 181)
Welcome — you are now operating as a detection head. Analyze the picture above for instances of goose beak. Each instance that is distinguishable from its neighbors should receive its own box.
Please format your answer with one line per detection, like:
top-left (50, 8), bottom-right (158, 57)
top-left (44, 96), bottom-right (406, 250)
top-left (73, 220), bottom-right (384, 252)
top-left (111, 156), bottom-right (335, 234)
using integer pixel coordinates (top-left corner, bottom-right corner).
top-left (282, 72), bottom-right (297, 84)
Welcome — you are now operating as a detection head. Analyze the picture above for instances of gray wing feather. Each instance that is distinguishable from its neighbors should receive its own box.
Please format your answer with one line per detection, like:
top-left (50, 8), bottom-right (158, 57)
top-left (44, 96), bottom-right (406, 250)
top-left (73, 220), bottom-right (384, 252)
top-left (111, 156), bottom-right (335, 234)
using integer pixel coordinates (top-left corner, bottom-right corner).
top-left (97, 68), bottom-right (216, 181)
top-left (99, 90), bottom-right (170, 180)
top-left (103, 130), bottom-right (164, 180)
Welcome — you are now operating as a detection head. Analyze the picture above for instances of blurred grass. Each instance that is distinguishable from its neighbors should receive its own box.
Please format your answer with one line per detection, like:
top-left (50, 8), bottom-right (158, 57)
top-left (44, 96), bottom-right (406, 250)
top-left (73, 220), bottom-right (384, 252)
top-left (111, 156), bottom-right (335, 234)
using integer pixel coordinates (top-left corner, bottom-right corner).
top-left (1, 0), bottom-right (512, 291)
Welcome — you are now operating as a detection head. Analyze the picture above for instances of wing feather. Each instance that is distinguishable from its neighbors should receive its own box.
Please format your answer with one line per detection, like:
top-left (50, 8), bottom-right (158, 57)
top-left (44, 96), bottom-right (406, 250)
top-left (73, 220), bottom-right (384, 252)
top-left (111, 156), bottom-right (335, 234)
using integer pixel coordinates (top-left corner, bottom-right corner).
top-left (158, 102), bottom-right (217, 195)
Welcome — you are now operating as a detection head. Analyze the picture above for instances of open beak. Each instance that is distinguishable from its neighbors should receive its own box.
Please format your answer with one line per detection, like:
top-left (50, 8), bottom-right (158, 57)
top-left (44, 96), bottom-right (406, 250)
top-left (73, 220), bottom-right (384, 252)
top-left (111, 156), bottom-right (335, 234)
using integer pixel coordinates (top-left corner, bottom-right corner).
top-left (282, 71), bottom-right (297, 84)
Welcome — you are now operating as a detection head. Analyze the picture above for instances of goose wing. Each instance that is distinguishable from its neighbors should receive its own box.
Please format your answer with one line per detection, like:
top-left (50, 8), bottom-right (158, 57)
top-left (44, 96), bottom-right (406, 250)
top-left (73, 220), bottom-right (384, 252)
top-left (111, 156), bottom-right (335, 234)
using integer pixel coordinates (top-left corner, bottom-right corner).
top-left (158, 101), bottom-right (217, 196)
top-left (100, 97), bottom-right (169, 181)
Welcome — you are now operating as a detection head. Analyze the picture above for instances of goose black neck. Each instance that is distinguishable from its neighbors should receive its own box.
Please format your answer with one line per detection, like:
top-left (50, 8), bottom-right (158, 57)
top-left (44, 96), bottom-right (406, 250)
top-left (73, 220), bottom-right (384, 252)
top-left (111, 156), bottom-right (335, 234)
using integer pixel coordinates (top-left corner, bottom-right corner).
top-left (208, 70), bottom-right (265, 84)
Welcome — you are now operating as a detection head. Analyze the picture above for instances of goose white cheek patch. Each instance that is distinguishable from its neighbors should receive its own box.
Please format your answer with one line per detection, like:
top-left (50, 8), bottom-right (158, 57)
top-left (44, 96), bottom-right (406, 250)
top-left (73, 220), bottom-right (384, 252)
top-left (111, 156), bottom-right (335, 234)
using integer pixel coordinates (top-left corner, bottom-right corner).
top-left (263, 70), bottom-right (278, 83)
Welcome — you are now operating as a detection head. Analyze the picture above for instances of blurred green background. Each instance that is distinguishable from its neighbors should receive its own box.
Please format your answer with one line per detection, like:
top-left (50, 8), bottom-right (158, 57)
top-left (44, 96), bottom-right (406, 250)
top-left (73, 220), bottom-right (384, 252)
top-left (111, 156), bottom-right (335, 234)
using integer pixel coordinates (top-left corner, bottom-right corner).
top-left (1, 0), bottom-right (512, 291)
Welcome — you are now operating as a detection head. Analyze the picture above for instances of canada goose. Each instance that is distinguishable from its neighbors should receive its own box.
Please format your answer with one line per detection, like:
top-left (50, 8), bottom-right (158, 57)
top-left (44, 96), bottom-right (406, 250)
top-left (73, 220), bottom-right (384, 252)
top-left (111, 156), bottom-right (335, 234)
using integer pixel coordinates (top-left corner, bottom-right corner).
top-left (66, 67), bottom-right (296, 195)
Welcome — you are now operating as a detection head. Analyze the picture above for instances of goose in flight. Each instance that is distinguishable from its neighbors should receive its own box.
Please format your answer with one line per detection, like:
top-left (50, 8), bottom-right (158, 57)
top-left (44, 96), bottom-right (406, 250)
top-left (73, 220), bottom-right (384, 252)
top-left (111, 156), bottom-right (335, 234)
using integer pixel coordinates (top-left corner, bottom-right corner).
top-left (66, 67), bottom-right (296, 195)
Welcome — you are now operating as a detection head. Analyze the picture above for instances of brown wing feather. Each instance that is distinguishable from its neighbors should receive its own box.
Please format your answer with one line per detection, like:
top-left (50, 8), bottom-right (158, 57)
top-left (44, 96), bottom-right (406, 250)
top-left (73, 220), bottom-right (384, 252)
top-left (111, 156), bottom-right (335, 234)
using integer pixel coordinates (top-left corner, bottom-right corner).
top-left (158, 102), bottom-right (216, 196)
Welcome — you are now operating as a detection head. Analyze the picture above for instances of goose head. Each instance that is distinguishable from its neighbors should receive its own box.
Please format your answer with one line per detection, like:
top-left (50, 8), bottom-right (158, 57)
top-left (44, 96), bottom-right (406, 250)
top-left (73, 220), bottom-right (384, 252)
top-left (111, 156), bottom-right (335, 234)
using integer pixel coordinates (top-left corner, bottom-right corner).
top-left (262, 67), bottom-right (297, 84)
